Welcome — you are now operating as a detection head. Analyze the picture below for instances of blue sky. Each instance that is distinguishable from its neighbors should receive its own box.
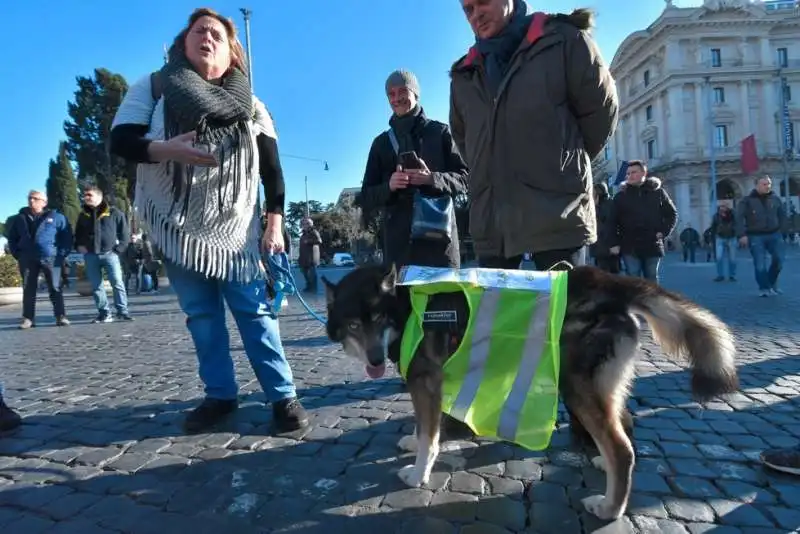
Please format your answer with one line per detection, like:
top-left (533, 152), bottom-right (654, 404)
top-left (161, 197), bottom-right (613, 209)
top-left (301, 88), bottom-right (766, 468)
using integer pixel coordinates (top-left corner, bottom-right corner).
top-left (0, 0), bottom-right (701, 222)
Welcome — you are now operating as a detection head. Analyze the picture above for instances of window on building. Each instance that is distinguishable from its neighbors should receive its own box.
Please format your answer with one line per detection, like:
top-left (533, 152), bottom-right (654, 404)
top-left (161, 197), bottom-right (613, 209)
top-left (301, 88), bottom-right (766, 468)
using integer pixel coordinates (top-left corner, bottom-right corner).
top-left (603, 145), bottom-right (611, 161)
top-left (646, 139), bottom-right (657, 159)
top-left (710, 48), bottom-right (722, 67)
top-left (643, 70), bottom-right (651, 87)
top-left (777, 47), bottom-right (788, 68)
top-left (713, 87), bottom-right (725, 104)
top-left (783, 83), bottom-right (792, 103)
top-left (645, 105), bottom-right (653, 121)
top-left (714, 125), bottom-right (728, 148)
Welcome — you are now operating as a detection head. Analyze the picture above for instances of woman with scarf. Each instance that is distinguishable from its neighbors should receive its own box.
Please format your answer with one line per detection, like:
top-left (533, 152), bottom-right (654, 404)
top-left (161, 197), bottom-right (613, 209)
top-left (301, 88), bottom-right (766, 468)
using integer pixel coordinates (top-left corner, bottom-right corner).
top-left (109, 8), bottom-right (307, 434)
top-left (360, 70), bottom-right (469, 270)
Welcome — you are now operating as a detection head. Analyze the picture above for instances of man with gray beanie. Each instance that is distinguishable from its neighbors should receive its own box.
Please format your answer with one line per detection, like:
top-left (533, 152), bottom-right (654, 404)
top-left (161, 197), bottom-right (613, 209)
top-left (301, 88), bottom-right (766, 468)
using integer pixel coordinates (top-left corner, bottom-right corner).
top-left (360, 70), bottom-right (472, 440)
top-left (360, 69), bottom-right (468, 270)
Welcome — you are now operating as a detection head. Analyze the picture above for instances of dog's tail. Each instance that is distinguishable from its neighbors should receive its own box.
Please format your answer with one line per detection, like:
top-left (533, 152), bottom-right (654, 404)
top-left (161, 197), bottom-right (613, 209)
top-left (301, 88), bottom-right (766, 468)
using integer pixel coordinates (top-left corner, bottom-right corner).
top-left (613, 275), bottom-right (738, 401)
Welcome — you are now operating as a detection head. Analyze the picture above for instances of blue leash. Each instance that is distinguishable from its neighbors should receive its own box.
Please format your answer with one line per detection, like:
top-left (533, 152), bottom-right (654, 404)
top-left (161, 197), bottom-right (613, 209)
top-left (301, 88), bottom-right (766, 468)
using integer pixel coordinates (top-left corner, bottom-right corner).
top-left (266, 252), bottom-right (328, 325)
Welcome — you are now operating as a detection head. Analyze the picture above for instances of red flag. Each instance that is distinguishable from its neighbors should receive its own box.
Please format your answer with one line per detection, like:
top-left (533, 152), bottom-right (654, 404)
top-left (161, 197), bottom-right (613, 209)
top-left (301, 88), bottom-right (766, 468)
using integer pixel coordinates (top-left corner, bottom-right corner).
top-left (741, 134), bottom-right (759, 175)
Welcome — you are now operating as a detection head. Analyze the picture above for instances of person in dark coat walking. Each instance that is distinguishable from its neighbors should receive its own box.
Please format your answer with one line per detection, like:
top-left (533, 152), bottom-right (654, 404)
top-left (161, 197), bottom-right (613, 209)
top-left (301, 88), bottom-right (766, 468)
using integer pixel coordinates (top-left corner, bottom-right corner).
top-left (607, 160), bottom-right (678, 283)
top-left (297, 218), bottom-right (322, 292)
top-left (360, 70), bottom-right (468, 270)
top-left (679, 224), bottom-right (700, 263)
top-left (590, 183), bottom-right (619, 273)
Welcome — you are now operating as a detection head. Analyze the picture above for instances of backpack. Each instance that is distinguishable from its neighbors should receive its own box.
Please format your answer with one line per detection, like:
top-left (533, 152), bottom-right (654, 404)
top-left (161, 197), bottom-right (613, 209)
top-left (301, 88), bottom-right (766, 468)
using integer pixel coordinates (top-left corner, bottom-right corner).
top-left (150, 72), bottom-right (162, 101)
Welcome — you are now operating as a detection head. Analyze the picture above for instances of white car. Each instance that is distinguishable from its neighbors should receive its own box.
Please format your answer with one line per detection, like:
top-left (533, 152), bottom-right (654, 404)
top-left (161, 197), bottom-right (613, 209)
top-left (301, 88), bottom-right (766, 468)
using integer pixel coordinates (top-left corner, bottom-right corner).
top-left (332, 253), bottom-right (355, 267)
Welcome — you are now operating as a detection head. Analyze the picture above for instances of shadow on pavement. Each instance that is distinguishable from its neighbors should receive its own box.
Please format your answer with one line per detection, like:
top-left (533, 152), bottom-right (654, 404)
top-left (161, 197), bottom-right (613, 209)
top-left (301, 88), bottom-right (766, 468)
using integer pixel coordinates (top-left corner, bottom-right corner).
top-left (0, 355), bottom-right (799, 532)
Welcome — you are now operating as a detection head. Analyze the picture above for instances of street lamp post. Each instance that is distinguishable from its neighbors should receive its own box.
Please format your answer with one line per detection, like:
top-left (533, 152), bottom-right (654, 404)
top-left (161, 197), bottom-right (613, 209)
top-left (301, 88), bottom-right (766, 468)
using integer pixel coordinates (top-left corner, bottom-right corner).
top-left (280, 154), bottom-right (329, 218)
top-left (777, 67), bottom-right (791, 206)
top-left (240, 8), bottom-right (254, 88)
top-left (705, 76), bottom-right (718, 223)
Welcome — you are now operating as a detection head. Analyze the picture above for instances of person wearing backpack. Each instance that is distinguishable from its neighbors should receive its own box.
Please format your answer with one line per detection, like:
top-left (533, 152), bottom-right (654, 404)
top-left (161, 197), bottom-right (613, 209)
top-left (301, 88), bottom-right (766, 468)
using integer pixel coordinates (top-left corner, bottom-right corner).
top-left (359, 70), bottom-right (469, 270)
top-left (109, 8), bottom-right (307, 434)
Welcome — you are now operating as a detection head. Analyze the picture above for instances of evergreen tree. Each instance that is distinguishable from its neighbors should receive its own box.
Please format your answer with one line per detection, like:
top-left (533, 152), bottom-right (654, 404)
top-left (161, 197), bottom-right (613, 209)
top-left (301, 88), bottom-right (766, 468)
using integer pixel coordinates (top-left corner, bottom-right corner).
top-left (63, 68), bottom-right (130, 200)
top-left (45, 142), bottom-right (81, 228)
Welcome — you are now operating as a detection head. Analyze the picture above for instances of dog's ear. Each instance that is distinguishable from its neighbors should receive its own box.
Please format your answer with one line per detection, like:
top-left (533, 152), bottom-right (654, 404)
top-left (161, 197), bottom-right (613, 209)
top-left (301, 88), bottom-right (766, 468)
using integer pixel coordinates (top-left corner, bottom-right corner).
top-left (321, 276), bottom-right (336, 305)
top-left (381, 263), bottom-right (397, 293)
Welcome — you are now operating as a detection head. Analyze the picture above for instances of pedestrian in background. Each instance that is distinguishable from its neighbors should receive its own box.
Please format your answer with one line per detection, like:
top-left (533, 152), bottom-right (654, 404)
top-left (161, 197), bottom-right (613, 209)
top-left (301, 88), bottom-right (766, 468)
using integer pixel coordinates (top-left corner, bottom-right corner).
top-left (711, 204), bottom-right (737, 282)
top-left (74, 186), bottom-right (133, 323)
top-left (736, 175), bottom-right (786, 297)
top-left (607, 160), bottom-right (677, 283)
top-left (590, 183), bottom-right (619, 273)
top-left (298, 217), bottom-right (322, 293)
top-left (6, 190), bottom-right (72, 329)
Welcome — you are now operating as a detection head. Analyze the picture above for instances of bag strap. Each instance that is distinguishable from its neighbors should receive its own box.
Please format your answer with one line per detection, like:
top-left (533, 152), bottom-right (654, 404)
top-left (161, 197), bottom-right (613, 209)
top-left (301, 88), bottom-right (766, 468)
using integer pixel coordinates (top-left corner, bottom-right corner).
top-left (386, 129), bottom-right (400, 155)
top-left (150, 71), bottom-right (162, 102)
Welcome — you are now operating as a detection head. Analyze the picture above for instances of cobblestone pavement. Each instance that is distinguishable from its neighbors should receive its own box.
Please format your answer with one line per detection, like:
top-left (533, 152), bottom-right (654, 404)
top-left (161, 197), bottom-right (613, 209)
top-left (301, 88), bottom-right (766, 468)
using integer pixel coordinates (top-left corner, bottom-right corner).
top-left (0, 254), bottom-right (798, 533)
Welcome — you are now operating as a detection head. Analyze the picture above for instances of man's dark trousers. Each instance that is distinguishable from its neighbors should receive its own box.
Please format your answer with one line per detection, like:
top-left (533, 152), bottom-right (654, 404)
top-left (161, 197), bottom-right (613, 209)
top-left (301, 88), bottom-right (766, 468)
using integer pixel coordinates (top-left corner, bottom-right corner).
top-left (20, 258), bottom-right (65, 321)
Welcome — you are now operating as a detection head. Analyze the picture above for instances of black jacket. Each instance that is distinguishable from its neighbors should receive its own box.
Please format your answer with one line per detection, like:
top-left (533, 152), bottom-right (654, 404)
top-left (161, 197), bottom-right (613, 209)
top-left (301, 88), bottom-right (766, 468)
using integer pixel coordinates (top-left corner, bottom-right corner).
top-left (711, 210), bottom-right (736, 239)
top-left (607, 177), bottom-right (678, 258)
top-left (74, 202), bottom-right (130, 255)
top-left (590, 184), bottom-right (614, 258)
top-left (360, 112), bottom-right (468, 268)
top-left (736, 190), bottom-right (787, 237)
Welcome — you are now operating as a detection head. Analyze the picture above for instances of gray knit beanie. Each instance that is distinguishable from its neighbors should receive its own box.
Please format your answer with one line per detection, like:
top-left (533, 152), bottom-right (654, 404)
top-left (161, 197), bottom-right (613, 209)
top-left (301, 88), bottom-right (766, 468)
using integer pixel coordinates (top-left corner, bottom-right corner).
top-left (385, 70), bottom-right (420, 98)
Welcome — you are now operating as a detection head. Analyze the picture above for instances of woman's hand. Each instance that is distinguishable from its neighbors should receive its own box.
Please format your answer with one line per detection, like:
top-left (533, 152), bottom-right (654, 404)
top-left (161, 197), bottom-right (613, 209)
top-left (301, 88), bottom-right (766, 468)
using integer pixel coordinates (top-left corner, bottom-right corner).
top-left (261, 223), bottom-right (285, 254)
top-left (148, 132), bottom-right (218, 166)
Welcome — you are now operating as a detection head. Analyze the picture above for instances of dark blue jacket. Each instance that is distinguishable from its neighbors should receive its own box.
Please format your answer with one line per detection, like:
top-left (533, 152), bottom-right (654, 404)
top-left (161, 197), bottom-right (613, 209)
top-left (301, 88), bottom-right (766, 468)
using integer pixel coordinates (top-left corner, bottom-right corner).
top-left (6, 208), bottom-right (73, 262)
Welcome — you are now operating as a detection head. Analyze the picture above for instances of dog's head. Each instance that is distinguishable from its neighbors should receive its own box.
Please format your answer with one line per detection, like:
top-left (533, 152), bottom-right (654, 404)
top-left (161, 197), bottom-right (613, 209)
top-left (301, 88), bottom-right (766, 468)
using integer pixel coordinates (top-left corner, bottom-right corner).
top-left (322, 264), bottom-right (402, 379)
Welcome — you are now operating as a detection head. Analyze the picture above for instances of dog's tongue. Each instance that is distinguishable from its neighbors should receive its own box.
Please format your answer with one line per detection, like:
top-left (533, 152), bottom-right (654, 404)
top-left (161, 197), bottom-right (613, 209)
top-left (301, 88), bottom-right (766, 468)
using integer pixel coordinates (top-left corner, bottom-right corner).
top-left (365, 362), bottom-right (386, 379)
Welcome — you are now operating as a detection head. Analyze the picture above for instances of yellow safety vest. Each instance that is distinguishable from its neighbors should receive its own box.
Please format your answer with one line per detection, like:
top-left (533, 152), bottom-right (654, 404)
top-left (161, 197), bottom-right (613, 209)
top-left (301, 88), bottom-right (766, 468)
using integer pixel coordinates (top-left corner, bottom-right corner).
top-left (398, 266), bottom-right (568, 450)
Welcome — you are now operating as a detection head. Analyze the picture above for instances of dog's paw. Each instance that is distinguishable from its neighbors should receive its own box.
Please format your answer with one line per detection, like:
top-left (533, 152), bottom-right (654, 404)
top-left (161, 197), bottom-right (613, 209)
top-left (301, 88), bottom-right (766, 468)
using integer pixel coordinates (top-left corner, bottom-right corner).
top-left (591, 456), bottom-right (607, 472)
top-left (582, 494), bottom-right (623, 520)
top-left (397, 435), bottom-right (418, 452)
top-left (397, 465), bottom-right (427, 488)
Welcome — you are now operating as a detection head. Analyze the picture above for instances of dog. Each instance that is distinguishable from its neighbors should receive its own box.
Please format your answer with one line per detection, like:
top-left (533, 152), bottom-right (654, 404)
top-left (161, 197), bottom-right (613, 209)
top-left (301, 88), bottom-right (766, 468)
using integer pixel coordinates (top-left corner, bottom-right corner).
top-left (322, 264), bottom-right (738, 520)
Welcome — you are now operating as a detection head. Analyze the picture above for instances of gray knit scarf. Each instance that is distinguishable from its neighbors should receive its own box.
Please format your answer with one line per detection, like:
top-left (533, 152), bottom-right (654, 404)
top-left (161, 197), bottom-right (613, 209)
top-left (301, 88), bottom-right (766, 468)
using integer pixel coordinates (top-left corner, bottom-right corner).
top-left (159, 42), bottom-right (254, 222)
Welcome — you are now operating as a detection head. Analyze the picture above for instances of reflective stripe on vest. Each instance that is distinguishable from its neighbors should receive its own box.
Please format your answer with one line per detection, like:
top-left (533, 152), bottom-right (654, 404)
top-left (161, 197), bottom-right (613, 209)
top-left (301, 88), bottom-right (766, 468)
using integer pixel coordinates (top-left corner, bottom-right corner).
top-left (398, 268), bottom-right (568, 451)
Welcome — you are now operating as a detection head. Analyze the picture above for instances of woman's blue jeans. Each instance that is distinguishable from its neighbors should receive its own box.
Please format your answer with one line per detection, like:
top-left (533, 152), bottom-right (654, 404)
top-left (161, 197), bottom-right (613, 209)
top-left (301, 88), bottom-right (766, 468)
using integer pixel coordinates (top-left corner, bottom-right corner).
top-left (166, 263), bottom-right (296, 403)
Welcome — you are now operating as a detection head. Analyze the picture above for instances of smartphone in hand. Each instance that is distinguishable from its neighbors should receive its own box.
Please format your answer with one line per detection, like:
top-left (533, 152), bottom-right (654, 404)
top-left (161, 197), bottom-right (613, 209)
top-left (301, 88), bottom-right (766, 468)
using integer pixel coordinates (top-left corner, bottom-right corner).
top-left (399, 151), bottom-right (422, 170)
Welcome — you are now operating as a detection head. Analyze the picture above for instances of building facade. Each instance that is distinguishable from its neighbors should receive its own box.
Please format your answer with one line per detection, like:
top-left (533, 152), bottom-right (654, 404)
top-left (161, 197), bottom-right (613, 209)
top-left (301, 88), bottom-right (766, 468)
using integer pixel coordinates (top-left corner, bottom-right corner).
top-left (594, 0), bottom-right (800, 233)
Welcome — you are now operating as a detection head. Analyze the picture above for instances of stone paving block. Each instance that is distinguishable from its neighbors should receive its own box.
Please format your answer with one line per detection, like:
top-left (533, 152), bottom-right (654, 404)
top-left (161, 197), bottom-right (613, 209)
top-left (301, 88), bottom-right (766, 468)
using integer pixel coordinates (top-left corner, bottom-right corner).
top-left (527, 503), bottom-right (581, 534)
top-left (476, 495), bottom-right (527, 530)
top-left (42, 518), bottom-right (119, 534)
top-left (686, 523), bottom-right (743, 534)
top-left (664, 498), bottom-right (716, 523)
top-left (2, 513), bottom-right (56, 534)
top-left (708, 499), bottom-right (773, 528)
top-left (632, 471), bottom-right (672, 494)
top-left (671, 476), bottom-right (724, 499)
top-left (450, 471), bottom-right (486, 495)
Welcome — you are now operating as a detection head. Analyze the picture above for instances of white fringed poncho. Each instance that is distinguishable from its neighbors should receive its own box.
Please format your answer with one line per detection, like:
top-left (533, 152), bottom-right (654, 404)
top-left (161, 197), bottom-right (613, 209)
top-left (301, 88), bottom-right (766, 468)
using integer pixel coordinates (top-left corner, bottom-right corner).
top-left (112, 74), bottom-right (277, 283)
